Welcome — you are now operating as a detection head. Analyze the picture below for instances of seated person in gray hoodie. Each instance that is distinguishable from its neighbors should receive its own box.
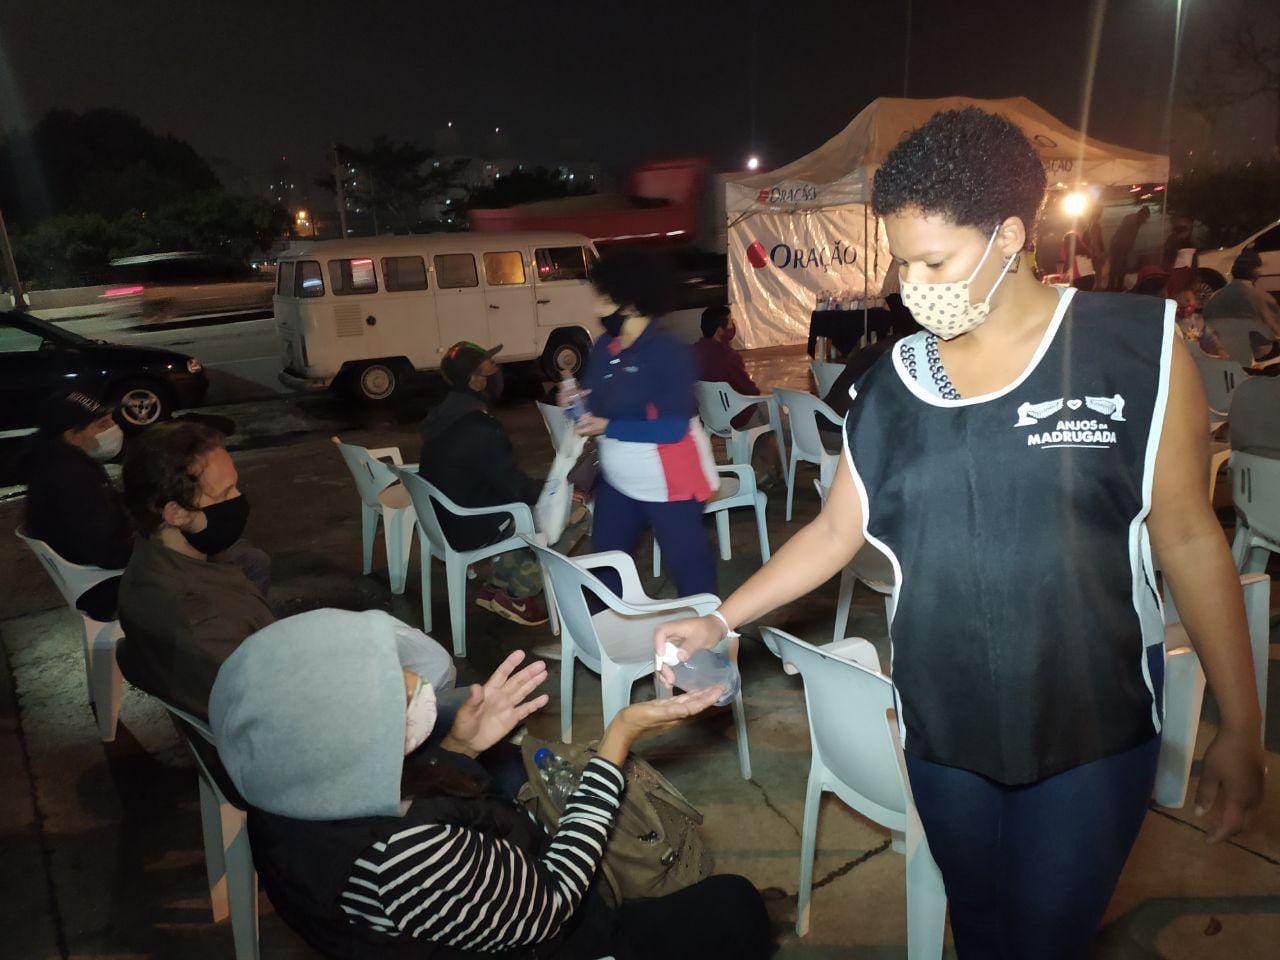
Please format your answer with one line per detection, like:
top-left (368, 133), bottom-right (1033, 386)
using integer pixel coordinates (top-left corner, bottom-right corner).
top-left (419, 342), bottom-right (548, 628)
top-left (210, 608), bottom-right (772, 960)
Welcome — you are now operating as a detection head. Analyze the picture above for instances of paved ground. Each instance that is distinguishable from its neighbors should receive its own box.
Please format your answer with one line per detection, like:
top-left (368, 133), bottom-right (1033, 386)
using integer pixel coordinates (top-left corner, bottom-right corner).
top-left (1, 347), bottom-right (1278, 959)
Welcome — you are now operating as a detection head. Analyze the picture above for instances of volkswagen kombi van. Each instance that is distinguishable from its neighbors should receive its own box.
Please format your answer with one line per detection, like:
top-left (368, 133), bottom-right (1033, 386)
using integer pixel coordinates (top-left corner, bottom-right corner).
top-left (275, 231), bottom-right (600, 401)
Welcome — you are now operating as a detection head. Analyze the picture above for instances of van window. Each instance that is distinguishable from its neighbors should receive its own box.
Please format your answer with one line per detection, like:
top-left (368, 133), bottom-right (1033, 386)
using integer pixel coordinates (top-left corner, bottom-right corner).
top-left (435, 253), bottom-right (478, 289)
top-left (277, 261), bottom-right (296, 295)
top-left (534, 246), bottom-right (589, 282)
top-left (296, 260), bottom-right (325, 298)
top-left (382, 256), bottom-right (428, 292)
top-left (483, 251), bottom-right (526, 285)
top-left (329, 258), bottom-right (379, 296)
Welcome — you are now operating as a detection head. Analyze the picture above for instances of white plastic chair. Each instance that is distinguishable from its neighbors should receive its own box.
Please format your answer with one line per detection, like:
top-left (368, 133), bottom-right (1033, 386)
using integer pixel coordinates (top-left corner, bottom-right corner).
top-left (15, 527), bottom-right (124, 741)
top-left (525, 539), bottom-right (751, 780)
top-left (1230, 451), bottom-right (1280, 574)
top-left (1155, 572), bottom-right (1270, 807)
top-left (157, 699), bottom-right (260, 960)
top-left (695, 380), bottom-right (787, 470)
top-left (814, 481), bottom-right (895, 641)
top-left (775, 388), bottom-right (842, 521)
top-left (393, 468), bottom-right (536, 658)
top-left (331, 438), bottom-right (417, 594)
top-left (1190, 350), bottom-right (1246, 430)
top-left (761, 627), bottom-right (945, 951)
top-left (809, 360), bottom-right (844, 399)
top-left (653, 464), bottom-right (771, 576)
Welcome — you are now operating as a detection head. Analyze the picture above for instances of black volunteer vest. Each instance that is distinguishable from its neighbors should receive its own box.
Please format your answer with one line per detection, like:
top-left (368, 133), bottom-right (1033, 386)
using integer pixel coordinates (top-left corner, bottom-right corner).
top-left (845, 289), bottom-right (1172, 785)
top-left (246, 748), bottom-right (563, 960)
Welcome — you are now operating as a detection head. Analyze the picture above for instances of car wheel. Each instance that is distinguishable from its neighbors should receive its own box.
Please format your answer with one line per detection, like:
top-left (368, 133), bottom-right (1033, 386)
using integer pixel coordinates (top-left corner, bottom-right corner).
top-left (351, 361), bottom-right (401, 403)
top-left (111, 379), bottom-right (172, 430)
top-left (541, 331), bottom-right (591, 380)
top-left (1194, 269), bottom-right (1226, 304)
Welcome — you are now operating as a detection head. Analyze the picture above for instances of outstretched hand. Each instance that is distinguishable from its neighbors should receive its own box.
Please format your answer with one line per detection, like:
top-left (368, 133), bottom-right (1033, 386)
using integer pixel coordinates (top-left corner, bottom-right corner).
top-left (595, 686), bottom-right (726, 765)
top-left (441, 651), bottom-right (549, 757)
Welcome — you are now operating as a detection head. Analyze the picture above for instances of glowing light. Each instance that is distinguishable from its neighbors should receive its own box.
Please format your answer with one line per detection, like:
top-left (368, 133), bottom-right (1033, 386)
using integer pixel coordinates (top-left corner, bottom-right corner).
top-left (746, 155), bottom-right (761, 171)
top-left (1062, 191), bottom-right (1089, 218)
top-left (100, 285), bottom-right (145, 298)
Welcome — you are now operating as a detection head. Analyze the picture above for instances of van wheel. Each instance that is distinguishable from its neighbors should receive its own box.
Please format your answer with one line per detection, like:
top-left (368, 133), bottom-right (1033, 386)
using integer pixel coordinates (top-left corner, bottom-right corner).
top-left (541, 331), bottom-right (591, 380)
top-left (349, 361), bottom-right (401, 403)
top-left (1194, 268), bottom-right (1226, 305)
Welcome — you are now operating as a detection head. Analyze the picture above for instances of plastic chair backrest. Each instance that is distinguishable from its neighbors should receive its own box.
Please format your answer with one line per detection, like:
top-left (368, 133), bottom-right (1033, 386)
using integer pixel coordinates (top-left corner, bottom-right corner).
top-left (809, 361), bottom-right (844, 399)
top-left (1233, 451), bottom-right (1280, 545)
top-left (695, 381), bottom-right (754, 436)
top-left (1229, 376), bottom-right (1280, 457)
top-left (332, 438), bottom-right (403, 509)
top-left (15, 527), bottom-right (121, 607)
top-left (1208, 315), bottom-right (1269, 368)
top-left (536, 401), bottom-right (573, 452)
top-left (1190, 345), bottom-right (1246, 415)
top-left (763, 627), bottom-right (907, 819)
top-left (395, 469), bottom-right (456, 554)
top-left (527, 541), bottom-right (671, 666)
top-left (775, 388), bottom-right (840, 459)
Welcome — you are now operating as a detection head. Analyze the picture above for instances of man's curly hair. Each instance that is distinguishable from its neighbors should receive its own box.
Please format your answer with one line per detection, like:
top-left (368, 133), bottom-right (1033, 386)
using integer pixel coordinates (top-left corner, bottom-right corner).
top-left (871, 107), bottom-right (1047, 250)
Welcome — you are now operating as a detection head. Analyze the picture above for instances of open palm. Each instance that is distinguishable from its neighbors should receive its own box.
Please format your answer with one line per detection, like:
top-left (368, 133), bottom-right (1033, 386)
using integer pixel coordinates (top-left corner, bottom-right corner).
top-left (446, 651), bottom-right (549, 755)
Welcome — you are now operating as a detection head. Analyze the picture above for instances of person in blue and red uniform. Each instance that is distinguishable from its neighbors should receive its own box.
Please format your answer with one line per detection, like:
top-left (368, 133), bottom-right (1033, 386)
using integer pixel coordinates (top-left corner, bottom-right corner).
top-left (656, 108), bottom-right (1264, 957)
top-left (566, 251), bottom-right (719, 597)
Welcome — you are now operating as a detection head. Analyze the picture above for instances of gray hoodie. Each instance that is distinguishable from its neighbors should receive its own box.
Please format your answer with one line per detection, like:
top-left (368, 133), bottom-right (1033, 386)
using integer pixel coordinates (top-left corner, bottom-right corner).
top-left (209, 608), bottom-right (448, 820)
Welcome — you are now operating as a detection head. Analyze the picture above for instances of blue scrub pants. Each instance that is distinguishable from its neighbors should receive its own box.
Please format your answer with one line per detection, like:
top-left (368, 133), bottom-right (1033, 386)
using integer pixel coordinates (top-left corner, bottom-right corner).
top-left (591, 481), bottom-right (716, 597)
top-left (904, 647), bottom-right (1163, 958)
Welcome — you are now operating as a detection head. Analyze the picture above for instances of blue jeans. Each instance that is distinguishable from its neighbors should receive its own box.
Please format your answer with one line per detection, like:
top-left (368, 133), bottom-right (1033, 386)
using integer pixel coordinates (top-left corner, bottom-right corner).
top-left (904, 647), bottom-right (1164, 958)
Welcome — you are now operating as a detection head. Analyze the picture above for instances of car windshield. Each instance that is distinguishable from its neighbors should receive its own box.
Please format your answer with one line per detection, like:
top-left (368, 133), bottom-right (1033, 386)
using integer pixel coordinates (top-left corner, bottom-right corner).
top-left (4, 311), bottom-right (91, 346)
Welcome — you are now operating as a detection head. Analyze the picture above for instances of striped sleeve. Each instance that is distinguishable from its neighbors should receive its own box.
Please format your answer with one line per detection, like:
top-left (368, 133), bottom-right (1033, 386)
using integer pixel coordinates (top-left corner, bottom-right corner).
top-left (340, 757), bottom-right (625, 952)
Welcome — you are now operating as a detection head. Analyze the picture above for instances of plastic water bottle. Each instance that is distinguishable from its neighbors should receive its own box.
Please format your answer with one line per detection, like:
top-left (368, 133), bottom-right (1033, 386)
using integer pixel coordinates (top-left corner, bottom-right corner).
top-left (562, 375), bottom-right (587, 422)
top-left (533, 747), bottom-right (579, 806)
top-left (656, 643), bottom-right (740, 706)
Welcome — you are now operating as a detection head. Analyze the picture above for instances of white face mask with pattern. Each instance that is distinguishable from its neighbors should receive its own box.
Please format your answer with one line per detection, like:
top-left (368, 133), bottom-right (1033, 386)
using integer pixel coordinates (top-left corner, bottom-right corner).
top-left (900, 227), bottom-right (1018, 340)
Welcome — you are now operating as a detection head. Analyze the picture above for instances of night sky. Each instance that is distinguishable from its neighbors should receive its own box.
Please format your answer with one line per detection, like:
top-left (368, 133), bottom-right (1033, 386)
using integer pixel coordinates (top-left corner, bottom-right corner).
top-left (0, 0), bottom-right (1268, 189)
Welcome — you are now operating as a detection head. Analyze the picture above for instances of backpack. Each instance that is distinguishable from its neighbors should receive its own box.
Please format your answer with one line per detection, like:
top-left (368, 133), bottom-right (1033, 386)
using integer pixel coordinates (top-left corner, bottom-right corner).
top-left (515, 735), bottom-right (712, 908)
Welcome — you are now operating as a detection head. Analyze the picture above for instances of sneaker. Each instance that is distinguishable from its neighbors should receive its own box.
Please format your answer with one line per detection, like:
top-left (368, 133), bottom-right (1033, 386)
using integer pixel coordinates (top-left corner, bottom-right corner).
top-left (488, 590), bottom-right (549, 626)
top-left (473, 584), bottom-right (499, 612)
top-left (530, 642), bottom-right (563, 661)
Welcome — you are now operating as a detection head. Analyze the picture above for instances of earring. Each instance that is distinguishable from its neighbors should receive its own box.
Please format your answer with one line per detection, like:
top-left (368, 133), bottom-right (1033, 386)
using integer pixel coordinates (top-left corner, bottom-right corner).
top-left (1006, 253), bottom-right (1020, 274)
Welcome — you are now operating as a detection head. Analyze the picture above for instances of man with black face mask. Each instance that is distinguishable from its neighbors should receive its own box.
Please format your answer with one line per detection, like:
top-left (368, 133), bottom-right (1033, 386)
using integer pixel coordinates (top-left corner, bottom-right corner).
top-left (418, 341), bottom-right (549, 628)
top-left (116, 421), bottom-right (275, 719)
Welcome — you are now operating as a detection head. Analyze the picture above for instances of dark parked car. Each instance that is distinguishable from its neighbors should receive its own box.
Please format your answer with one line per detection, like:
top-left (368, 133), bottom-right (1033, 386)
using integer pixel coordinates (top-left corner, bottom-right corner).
top-left (0, 309), bottom-right (208, 432)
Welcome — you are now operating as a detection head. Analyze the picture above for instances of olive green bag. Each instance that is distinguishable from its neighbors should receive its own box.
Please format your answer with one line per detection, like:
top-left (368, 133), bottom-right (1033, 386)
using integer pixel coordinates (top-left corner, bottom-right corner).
top-left (515, 735), bottom-right (713, 907)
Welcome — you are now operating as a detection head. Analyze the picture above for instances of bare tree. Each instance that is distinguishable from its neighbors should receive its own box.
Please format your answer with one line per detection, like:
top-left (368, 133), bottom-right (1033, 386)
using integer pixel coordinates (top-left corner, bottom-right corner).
top-left (1184, 0), bottom-right (1280, 150)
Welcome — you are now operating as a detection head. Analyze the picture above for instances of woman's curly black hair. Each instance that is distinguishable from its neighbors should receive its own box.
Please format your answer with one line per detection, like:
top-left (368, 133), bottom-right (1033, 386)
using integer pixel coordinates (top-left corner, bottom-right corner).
top-left (871, 107), bottom-right (1047, 249)
top-left (590, 249), bottom-right (678, 317)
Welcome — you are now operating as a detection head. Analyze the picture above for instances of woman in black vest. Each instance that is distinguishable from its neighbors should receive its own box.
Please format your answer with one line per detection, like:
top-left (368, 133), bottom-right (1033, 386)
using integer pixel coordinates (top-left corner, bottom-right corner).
top-left (210, 608), bottom-right (772, 960)
top-left (656, 108), bottom-right (1264, 957)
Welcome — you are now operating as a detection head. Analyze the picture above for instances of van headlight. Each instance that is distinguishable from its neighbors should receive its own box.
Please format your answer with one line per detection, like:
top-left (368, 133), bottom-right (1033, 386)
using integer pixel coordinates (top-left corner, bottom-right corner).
top-left (187, 358), bottom-right (203, 374)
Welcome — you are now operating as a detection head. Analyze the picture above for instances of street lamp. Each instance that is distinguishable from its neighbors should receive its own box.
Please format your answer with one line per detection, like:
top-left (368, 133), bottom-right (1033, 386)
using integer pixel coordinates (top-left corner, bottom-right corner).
top-left (746, 155), bottom-right (760, 171)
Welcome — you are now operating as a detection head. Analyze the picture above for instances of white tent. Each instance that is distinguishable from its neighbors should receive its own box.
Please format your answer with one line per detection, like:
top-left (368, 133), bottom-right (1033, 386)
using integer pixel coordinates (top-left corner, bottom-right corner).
top-left (724, 95), bottom-right (1170, 348)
